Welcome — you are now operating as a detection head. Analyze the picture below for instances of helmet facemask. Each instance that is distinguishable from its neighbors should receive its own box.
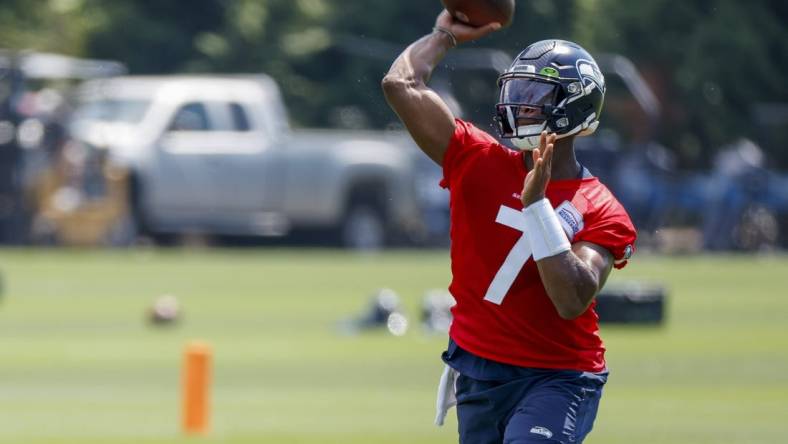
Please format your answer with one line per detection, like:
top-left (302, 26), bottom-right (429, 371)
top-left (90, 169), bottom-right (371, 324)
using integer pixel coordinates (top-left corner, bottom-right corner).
top-left (495, 76), bottom-right (571, 150)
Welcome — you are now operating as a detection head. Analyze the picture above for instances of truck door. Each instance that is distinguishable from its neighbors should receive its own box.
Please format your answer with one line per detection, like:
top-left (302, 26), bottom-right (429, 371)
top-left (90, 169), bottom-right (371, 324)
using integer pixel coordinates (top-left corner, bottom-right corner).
top-left (206, 101), bottom-right (285, 231)
top-left (149, 101), bottom-right (221, 226)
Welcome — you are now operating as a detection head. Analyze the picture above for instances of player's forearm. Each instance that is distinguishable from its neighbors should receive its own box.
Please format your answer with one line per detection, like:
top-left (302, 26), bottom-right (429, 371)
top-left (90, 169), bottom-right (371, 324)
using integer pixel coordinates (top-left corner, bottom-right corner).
top-left (381, 31), bottom-right (457, 164)
top-left (382, 31), bottom-right (453, 96)
top-left (536, 252), bottom-right (600, 320)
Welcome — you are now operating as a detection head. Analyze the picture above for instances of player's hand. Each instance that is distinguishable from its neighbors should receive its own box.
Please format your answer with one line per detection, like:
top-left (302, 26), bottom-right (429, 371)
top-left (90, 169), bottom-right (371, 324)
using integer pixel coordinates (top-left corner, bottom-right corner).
top-left (435, 10), bottom-right (501, 45)
top-left (521, 131), bottom-right (556, 207)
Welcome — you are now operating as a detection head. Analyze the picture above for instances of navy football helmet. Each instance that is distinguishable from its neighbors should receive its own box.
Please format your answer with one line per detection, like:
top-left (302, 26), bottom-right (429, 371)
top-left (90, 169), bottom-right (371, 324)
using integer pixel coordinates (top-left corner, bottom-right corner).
top-left (495, 39), bottom-right (606, 150)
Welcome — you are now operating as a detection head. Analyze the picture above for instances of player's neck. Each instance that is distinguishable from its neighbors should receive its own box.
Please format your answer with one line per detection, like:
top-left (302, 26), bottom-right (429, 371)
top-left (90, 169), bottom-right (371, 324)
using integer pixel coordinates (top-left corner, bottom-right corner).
top-left (551, 138), bottom-right (582, 180)
top-left (524, 138), bottom-right (582, 181)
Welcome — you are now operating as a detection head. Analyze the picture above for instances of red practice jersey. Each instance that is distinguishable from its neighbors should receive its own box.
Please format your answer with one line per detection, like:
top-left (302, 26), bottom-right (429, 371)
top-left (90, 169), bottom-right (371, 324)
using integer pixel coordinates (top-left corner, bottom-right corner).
top-left (441, 119), bottom-right (637, 373)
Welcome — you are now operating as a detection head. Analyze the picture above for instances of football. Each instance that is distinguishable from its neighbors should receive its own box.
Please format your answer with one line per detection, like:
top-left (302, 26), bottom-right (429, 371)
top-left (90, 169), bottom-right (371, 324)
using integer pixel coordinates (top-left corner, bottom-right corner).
top-left (147, 294), bottom-right (181, 325)
top-left (441, 0), bottom-right (515, 28)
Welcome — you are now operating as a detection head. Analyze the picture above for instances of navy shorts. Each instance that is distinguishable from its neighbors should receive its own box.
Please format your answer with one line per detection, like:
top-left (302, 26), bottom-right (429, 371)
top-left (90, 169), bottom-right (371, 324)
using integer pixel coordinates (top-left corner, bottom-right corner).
top-left (454, 368), bottom-right (607, 444)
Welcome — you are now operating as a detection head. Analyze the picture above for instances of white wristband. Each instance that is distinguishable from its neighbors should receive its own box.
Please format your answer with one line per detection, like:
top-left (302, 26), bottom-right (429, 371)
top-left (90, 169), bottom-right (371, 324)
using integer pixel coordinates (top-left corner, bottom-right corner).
top-left (523, 198), bottom-right (571, 261)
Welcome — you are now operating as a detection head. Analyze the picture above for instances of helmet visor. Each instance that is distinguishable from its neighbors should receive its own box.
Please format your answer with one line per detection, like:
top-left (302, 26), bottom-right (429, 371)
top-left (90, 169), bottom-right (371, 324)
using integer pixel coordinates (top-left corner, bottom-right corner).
top-left (500, 78), bottom-right (558, 107)
top-left (496, 79), bottom-right (559, 139)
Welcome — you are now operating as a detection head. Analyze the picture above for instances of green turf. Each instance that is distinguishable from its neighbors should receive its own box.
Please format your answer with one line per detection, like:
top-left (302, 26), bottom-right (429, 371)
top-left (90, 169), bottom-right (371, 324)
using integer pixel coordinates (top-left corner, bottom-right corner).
top-left (0, 249), bottom-right (786, 443)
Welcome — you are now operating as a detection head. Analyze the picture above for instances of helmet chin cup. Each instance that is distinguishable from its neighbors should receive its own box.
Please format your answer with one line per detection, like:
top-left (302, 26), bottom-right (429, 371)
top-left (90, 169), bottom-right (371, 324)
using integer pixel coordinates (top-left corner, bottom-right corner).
top-left (510, 122), bottom-right (578, 151)
top-left (511, 123), bottom-right (545, 150)
top-left (511, 135), bottom-right (540, 150)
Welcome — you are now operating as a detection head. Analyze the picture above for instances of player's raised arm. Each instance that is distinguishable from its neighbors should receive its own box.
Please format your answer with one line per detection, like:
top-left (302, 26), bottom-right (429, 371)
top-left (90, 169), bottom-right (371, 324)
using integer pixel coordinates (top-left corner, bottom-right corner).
top-left (381, 10), bottom-right (501, 165)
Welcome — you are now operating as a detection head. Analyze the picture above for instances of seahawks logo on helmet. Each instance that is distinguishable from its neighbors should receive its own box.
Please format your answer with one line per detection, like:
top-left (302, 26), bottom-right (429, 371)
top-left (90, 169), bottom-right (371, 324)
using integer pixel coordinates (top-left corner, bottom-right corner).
top-left (576, 59), bottom-right (605, 93)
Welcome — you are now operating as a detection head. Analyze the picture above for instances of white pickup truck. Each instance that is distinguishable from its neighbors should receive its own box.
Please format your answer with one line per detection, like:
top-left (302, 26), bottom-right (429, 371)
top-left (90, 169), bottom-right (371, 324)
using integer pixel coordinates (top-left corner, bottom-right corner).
top-left (69, 75), bottom-right (443, 248)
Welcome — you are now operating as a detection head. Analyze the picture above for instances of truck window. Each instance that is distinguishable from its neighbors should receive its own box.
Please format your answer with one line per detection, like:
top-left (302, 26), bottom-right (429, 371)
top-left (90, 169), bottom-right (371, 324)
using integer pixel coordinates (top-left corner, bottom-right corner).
top-left (74, 99), bottom-right (150, 124)
top-left (169, 103), bottom-right (210, 131)
top-left (229, 103), bottom-right (251, 132)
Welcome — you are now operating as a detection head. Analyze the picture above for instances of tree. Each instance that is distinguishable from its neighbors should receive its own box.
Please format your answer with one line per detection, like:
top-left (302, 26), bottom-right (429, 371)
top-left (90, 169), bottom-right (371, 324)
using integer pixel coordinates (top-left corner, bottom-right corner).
top-left (2, 0), bottom-right (785, 167)
top-left (576, 0), bottom-right (788, 167)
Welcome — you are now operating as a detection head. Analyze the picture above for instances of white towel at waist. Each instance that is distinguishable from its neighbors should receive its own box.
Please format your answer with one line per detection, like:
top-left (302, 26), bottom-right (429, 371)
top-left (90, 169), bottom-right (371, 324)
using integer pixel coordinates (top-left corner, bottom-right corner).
top-left (434, 364), bottom-right (459, 426)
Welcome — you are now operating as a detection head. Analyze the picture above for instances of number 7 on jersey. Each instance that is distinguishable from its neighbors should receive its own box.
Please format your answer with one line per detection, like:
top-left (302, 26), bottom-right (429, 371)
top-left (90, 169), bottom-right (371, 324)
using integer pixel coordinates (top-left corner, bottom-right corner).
top-left (483, 205), bottom-right (534, 305)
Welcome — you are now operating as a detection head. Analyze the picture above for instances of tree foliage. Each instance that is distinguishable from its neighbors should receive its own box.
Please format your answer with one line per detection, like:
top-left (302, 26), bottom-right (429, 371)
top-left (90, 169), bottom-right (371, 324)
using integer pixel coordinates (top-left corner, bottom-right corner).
top-left (1, 0), bottom-right (786, 168)
top-left (576, 0), bottom-right (788, 166)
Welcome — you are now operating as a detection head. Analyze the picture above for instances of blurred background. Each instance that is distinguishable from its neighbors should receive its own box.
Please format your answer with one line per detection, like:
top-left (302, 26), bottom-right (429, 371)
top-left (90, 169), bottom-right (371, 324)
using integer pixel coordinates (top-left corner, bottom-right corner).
top-left (0, 1), bottom-right (787, 443)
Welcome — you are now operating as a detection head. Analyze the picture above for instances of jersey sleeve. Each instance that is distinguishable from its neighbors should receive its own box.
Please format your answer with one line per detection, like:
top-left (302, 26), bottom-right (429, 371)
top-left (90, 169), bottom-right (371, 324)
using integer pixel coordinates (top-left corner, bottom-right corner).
top-left (576, 201), bottom-right (637, 269)
top-left (440, 119), bottom-right (500, 189)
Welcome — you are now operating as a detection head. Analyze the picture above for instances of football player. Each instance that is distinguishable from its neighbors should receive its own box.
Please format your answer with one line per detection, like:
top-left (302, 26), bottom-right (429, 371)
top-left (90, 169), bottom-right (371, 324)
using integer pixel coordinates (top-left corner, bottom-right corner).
top-left (382, 9), bottom-right (637, 444)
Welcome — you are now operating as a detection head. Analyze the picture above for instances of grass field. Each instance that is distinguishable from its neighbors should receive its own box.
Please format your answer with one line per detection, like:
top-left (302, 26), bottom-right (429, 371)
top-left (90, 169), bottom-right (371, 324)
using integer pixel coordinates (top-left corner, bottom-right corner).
top-left (0, 249), bottom-right (786, 444)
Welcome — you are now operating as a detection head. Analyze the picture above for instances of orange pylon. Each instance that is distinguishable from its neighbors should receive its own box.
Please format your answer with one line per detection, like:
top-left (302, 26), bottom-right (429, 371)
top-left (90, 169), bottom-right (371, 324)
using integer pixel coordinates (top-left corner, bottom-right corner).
top-left (182, 341), bottom-right (211, 435)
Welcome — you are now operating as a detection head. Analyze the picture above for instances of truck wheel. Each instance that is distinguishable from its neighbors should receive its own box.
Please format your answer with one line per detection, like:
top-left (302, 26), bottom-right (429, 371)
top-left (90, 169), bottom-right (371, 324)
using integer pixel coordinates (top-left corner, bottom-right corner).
top-left (341, 204), bottom-right (386, 251)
